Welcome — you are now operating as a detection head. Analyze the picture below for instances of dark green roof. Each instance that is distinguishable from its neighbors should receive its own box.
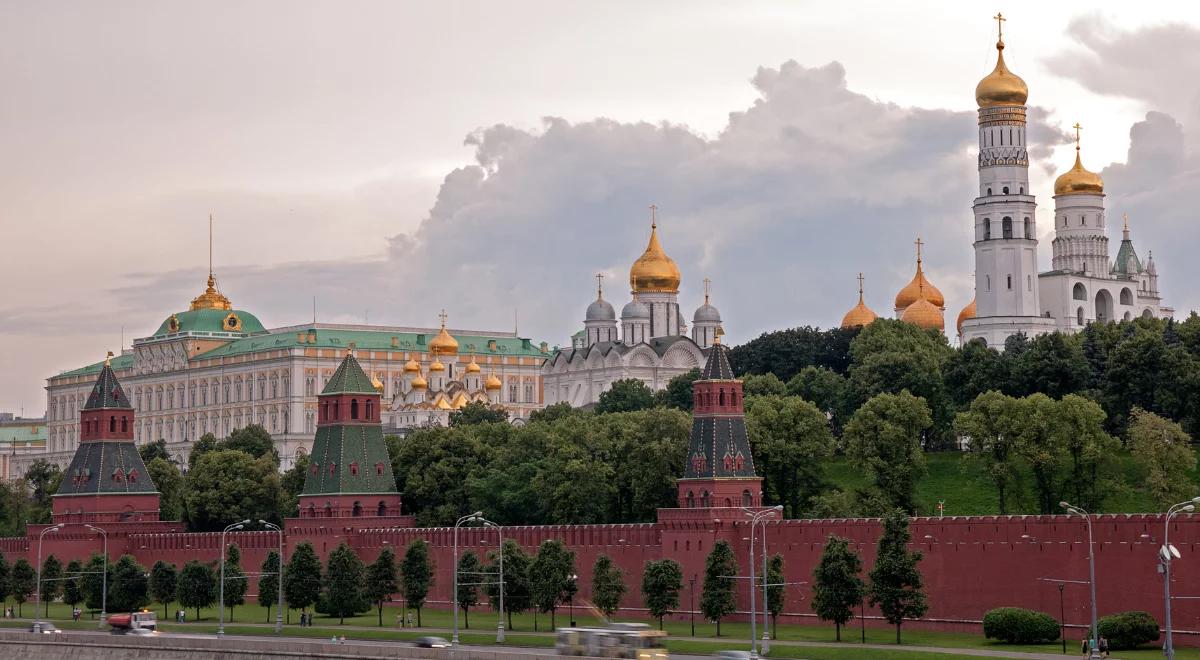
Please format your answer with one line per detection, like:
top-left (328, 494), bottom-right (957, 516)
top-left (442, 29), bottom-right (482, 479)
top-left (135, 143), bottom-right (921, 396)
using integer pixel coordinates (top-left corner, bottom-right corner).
top-left (700, 342), bottom-right (735, 380)
top-left (302, 423), bottom-right (397, 496)
top-left (83, 364), bottom-right (133, 410)
top-left (194, 327), bottom-right (550, 360)
top-left (323, 354), bottom-right (378, 395)
top-left (56, 440), bottom-right (157, 497)
top-left (58, 354), bottom-right (134, 379)
top-left (151, 308), bottom-right (267, 337)
top-left (1112, 238), bottom-right (1143, 276)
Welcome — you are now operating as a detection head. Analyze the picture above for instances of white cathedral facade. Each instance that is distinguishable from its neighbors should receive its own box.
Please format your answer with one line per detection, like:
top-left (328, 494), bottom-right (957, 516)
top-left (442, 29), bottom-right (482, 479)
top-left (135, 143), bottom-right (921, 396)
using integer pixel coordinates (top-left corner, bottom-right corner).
top-left (959, 20), bottom-right (1171, 347)
top-left (542, 215), bottom-right (718, 407)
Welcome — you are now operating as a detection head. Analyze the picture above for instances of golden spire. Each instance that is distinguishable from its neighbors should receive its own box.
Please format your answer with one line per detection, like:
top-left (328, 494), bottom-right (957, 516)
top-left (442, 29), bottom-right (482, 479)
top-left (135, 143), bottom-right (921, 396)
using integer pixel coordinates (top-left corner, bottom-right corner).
top-left (841, 272), bottom-right (878, 329)
top-left (976, 13), bottom-right (1028, 108)
top-left (104, 351), bottom-right (114, 367)
top-left (189, 214), bottom-right (233, 311)
top-left (629, 204), bottom-right (681, 293)
top-left (1054, 122), bottom-right (1104, 195)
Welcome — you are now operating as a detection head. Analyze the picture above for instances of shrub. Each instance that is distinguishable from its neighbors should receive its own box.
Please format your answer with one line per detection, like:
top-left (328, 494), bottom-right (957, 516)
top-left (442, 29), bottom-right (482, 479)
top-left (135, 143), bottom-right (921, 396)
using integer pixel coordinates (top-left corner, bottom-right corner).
top-left (982, 607), bottom-right (1060, 644)
top-left (1097, 611), bottom-right (1160, 650)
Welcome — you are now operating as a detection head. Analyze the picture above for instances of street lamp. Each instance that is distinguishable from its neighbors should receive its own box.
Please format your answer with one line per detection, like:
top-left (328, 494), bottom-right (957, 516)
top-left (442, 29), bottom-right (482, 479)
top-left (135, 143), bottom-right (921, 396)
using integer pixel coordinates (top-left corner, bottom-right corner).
top-left (760, 505), bottom-right (782, 654)
top-left (453, 511), bottom-right (483, 645)
top-left (33, 524), bottom-right (63, 633)
top-left (1061, 501), bottom-right (1100, 660)
top-left (483, 520), bottom-right (505, 643)
top-left (741, 505), bottom-right (782, 659)
top-left (218, 519), bottom-right (249, 637)
top-left (689, 575), bottom-right (696, 637)
top-left (568, 573), bottom-right (578, 627)
top-left (1160, 496), bottom-right (1200, 660)
top-left (259, 520), bottom-right (285, 635)
top-left (84, 524), bottom-right (108, 628)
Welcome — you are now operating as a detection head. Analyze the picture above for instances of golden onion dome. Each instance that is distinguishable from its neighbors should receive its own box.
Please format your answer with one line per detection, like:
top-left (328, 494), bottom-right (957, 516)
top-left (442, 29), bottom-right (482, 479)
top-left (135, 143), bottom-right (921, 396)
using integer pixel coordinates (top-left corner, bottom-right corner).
top-left (840, 274), bottom-right (878, 329)
top-left (371, 374), bottom-right (385, 393)
top-left (403, 358), bottom-right (422, 373)
top-left (466, 358), bottom-right (481, 374)
top-left (190, 274), bottom-right (233, 311)
top-left (429, 325), bottom-right (459, 356)
top-left (895, 244), bottom-right (945, 311)
top-left (485, 372), bottom-right (502, 391)
top-left (410, 374), bottom-right (427, 390)
top-left (629, 221), bottom-right (681, 293)
top-left (976, 40), bottom-right (1028, 108)
top-left (429, 359), bottom-right (445, 372)
top-left (901, 297), bottom-right (945, 332)
top-left (1054, 149), bottom-right (1104, 196)
top-left (956, 297), bottom-right (977, 336)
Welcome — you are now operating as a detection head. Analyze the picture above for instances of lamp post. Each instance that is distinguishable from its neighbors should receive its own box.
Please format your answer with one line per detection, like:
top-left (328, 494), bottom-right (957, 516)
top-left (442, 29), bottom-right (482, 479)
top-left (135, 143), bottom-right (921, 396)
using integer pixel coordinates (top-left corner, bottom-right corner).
top-left (483, 521), bottom-right (505, 643)
top-left (569, 573), bottom-right (578, 627)
top-left (689, 575), bottom-right (696, 637)
top-left (1160, 497), bottom-right (1200, 660)
top-left (742, 506), bottom-right (781, 659)
top-left (84, 524), bottom-right (108, 628)
top-left (259, 520), bottom-right (285, 635)
top-left (760, 506), bottom-right (782, 655)
top-left (1061, 502), bottom-right (1100, 660)
top-left (453, 511), bottom-right (483, 646)
top-left (33, 524), bottom-right (63, 633)
top-left (218, 519), bottom-right (249, 637)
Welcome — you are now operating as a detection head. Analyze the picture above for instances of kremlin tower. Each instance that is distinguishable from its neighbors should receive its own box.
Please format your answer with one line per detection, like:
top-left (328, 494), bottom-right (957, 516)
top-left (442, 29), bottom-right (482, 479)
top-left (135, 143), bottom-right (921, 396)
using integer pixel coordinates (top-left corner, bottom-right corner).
top-left (53, 353), bottom-right (160, 523)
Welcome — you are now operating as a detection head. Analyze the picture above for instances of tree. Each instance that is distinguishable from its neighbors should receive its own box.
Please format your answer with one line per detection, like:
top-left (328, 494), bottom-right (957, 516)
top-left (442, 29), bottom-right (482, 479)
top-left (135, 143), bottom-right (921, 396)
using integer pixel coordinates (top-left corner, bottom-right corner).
top-left (729, 325), bottom-right (859, 380)
top-left (944, 339), bottom-right (1009, 408)
top-left (177, 560), bottom-right (217, 621)
top-left (484, 539), bottom-right (531, 629)
top-left (390, 427), bottom-right (488, 527)
top-left (659, 368), bottom-right (701, 411)
top-left (0, 481), bottom-right (31, 537)
top-left (745, 395), bottom-right (834, 516)
top-left (146, 458), bottom-right (184, 521)
top-left (285, 542), bottom-right (323, 621)
top-left (23, 461), bottom-right (62, 524)
top-left (138, 438), bottom-right (171, 464)
top-left (364, 547), bottom-right (399, 627)
top-left (401, 539), bottom-right (433, 626)
top-left (62, 559), bottom-right (84, 613)
top-left (847, 320), bottom-right (952, 437)
top-left (184, 450), bottom-right (281, 531)
top-left (109, 555), bottom-right (150, 613)
top-left (811, 536), bottom-right (865, 641)
top-left (80, 553), bottom-right (110, 614)
top-left (787, 366), bottom-right (851, 432)
top-left (766, 554), bottom-right (785, 639)
top-left (38, 554), bottom-right (62, 617)
top-left (188, 432), bottom-right (220, 470)
top-left (843, 392), bottom-right (932, 514)
top-left (148, 561), bottom-right (177, 619)
top-left (529, 402), bottom-right (584, 424)
top-left (953, 391), bottom-right (1024, 514)
top-left (867, 510), bottom-right (928, 643)
top-left (10, 559), bottom-right (35, 616)
top-left (530, 538), bottom-right (576, 629)
top-left (279, 450), bottom-right (310, 518)
top-left (640, 559), bottom-right (682, 630)
top-left (1009, 332), bottom-right (1089, 399)
top-left (1016, 393), bottom-right (1068, 515)
top-left (591, 554), bottom-right (626, 619)
top-left (222, 424), bottom-right (278, 464)
top-left (324, 542), bottom-right (366, 624)
top-left (222, 544), bottom-right (248, 621)
top-left (258, 551), bottom-right (281, 623)
top-left (741, 373), bottom-right (788, 397)
top-left (456, 551), bottom-right (482, 628)
top-left (1128, 408), bottom-right (1198, 508)
top-left (595, 378), bottom-right (656, 414)
top-left (700, 540), bottom-right (738, 636)
top-left (0, 553), bottom-right (8, 608)
top-left (1053, 394), bottom-right (1116, 512)
top-left (450, 401), bottom-right (510, 426)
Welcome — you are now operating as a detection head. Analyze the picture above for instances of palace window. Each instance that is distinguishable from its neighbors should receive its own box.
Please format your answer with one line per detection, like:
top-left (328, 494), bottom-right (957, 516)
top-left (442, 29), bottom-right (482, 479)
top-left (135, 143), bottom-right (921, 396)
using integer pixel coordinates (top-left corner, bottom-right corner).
top-left (1002, 217), bottom-right (1013, 239)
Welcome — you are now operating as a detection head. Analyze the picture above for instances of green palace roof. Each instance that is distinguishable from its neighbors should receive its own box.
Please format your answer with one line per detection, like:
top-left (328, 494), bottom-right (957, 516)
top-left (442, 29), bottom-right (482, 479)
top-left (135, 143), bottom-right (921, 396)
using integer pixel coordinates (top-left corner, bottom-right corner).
top-left (151, 308), bottom-right (267, 337)
top-left (58, 354), bottom-right (135, 379)
top-left (193, 327), bottom-right (550, 360)
top-left (0, 423), bottom-right (46, 445)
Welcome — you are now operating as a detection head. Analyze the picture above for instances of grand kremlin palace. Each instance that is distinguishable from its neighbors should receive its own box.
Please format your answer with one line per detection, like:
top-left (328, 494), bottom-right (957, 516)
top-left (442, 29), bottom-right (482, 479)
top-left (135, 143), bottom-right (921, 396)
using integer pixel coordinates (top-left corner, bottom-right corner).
top-left (32, 272), bottom-right (550, 475)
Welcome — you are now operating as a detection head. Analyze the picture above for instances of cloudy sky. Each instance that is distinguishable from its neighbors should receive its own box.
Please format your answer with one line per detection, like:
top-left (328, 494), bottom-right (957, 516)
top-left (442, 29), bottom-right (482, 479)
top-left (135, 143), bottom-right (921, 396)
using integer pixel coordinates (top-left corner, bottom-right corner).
top-left (4, 1), bottom-right (1200, 414)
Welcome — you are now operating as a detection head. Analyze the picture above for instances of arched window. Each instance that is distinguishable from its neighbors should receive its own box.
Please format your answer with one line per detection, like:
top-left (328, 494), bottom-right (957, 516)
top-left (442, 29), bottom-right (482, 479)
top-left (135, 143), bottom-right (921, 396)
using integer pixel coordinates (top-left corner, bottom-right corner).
top-left (1007, 275), bottom-right (1012, 290)
top-left (1073, 283), bottom-right (1087, 301)
top-left (1002, 217), bottom-right (1013, 238)
top-left (1077, 307), bottom-right (1085, 326)
top-left (983, 219), bottom-right (991, 240)
top-left (700, 491), bottom-right (711, 507)
top-left (1120, 288), bottom-right (1133, 306)
top-left (350, 399), bottom-right (359, 420)
top-left (719, 389), bottom-right (725, 406)
top-left (109, 416), bottom-right (116, 433)
top-left (350, 462), bottom-right (359, 476)
top-left (332, 400), bottom-right (339, 420)
top-left (128, 469), bottom-right (138, 483)
top-left (310, 463), bottom-right (319, 476)
top-left (731, 390), bottom-right (738, 407)
top-left (365, 400), bottom-right (373, 420)
top-left (377, 501), bottom-right (387, 516)
top-left (307, 504), bottom-right (316, 518)
top-left (329, 462), bottom-right (337, 475)
top-left (987, 187), bottom-right (993, 196)
top-left (121, 416), bottom-right (127, 432)
top-left (1081, 215), bottom-right (1086, 226)
top-left (742, 490), bottom-right (752, 507)
top-left (324, 503), bottom-right (332, 518)
top-left (352, 501), bottom-right (362, 517)
top-left (375, 462), bottom-right (385, 475)
top-left (686, 491), bottom-right (695, 508)
top-left (986, 275), bottom-right (991, 291)
top-left (1024, 217), bottom-right (1032, 239)
top-left (1002, 186), bottom-right (1009, 194)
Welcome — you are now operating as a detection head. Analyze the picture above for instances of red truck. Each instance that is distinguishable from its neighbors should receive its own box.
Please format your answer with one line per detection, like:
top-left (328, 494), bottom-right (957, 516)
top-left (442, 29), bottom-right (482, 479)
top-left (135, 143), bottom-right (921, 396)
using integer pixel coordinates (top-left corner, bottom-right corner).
top-left (108, 611), bottom-right (157, 635)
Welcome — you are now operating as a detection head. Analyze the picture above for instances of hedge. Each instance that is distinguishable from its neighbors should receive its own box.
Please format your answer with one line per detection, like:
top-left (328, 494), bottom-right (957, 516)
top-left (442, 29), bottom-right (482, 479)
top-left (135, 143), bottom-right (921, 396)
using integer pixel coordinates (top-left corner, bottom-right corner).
top-left (982, 607), bottom-right (1060, 644)
top-left (1097, 611), bottom-right (1160, 650)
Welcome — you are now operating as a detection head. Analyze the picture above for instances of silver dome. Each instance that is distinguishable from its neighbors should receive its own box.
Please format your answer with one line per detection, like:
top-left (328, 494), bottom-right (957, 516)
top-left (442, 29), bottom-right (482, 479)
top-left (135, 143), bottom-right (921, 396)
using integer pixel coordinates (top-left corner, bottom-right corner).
top-left (621, 300), bottom-right (650, 319)
top-left (586, 297), bottom-right (616, 322)
top-left (693, 303), bottom-right (722, 323)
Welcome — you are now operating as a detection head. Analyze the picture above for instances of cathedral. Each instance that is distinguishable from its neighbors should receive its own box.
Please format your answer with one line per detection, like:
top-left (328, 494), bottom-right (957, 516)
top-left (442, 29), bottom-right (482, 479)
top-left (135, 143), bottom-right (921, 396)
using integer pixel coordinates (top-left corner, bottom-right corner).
top-left (541, 209), bottom-right (715, 407)
top-left (841, 15), bottom-right (1172, 344)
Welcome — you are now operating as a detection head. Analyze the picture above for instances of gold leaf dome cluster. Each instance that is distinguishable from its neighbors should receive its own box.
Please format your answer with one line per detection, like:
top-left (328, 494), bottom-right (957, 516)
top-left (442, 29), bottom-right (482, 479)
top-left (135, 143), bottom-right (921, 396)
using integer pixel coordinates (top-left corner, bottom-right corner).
top-left (629, 221), bottom-right (681, 294)
top-left (840, 274), bottom-right (878, 329)
top-left (956, 297), bottom-right (977, 336)
top-left (975, 40), bottom-right (1028, 108)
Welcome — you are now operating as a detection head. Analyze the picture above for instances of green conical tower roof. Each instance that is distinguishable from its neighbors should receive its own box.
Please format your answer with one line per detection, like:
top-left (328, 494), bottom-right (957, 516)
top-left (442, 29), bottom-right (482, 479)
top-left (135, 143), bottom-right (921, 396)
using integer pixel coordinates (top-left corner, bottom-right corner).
top-left (83, 357), bottom-right (133, 410)
top-left (322, 350), bottom-right (379, 395)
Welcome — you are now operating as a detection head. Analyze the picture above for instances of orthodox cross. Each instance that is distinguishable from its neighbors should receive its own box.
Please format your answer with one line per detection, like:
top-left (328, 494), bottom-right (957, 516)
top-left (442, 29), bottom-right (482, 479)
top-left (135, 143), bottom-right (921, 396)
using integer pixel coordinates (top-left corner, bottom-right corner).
top-left (994, 12), bottom-right (1005, 42)
top-left (595, 272), bottom-right (604, 298)
top-left (914, 236), bottom-right (924, 263)
top-left (703, 277), bottom-right (711, 303)
top-left (649, 203), bottom-right (657, 227)
top-left (438, 309), bottom-right (448, 328)
top-left (1072, 122), bottom-right (1082, 150)
top-left (857, 272), bottom-right (865, 298)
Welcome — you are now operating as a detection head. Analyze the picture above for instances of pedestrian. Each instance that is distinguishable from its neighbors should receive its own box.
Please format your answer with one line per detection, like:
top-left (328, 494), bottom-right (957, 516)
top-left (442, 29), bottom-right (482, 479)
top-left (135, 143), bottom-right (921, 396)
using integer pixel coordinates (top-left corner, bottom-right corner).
top-left (1080, 636), bottom-right (1089, 658)
top-left (1098, 636), bottom-right (1109, 657)
top-left (299, 612), bottom-right (306, 627)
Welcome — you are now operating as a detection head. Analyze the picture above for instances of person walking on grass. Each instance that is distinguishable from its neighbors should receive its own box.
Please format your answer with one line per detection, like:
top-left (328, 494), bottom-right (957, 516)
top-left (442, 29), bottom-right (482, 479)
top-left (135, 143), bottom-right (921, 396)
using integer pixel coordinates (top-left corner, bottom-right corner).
top-left (1098, 636), bottom-right (1109, 657)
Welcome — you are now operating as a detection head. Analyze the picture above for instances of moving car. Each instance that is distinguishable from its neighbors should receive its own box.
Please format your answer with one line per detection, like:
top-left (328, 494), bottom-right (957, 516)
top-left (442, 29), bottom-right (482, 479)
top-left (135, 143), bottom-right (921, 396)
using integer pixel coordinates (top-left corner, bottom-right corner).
top-left (414, 636), bottom-right (450, 648)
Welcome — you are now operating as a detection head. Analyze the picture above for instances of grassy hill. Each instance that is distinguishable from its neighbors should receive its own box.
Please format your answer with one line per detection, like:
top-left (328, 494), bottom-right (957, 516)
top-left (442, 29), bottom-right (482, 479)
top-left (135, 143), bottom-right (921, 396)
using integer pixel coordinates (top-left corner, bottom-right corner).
top-left (822, 450), bottom-right (1189, 517)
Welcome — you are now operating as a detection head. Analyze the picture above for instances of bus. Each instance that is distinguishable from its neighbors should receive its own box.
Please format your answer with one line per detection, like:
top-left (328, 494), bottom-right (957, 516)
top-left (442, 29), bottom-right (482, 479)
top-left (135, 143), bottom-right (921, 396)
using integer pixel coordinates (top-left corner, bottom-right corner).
top-left (556, 623), bottom-right (668, 660)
